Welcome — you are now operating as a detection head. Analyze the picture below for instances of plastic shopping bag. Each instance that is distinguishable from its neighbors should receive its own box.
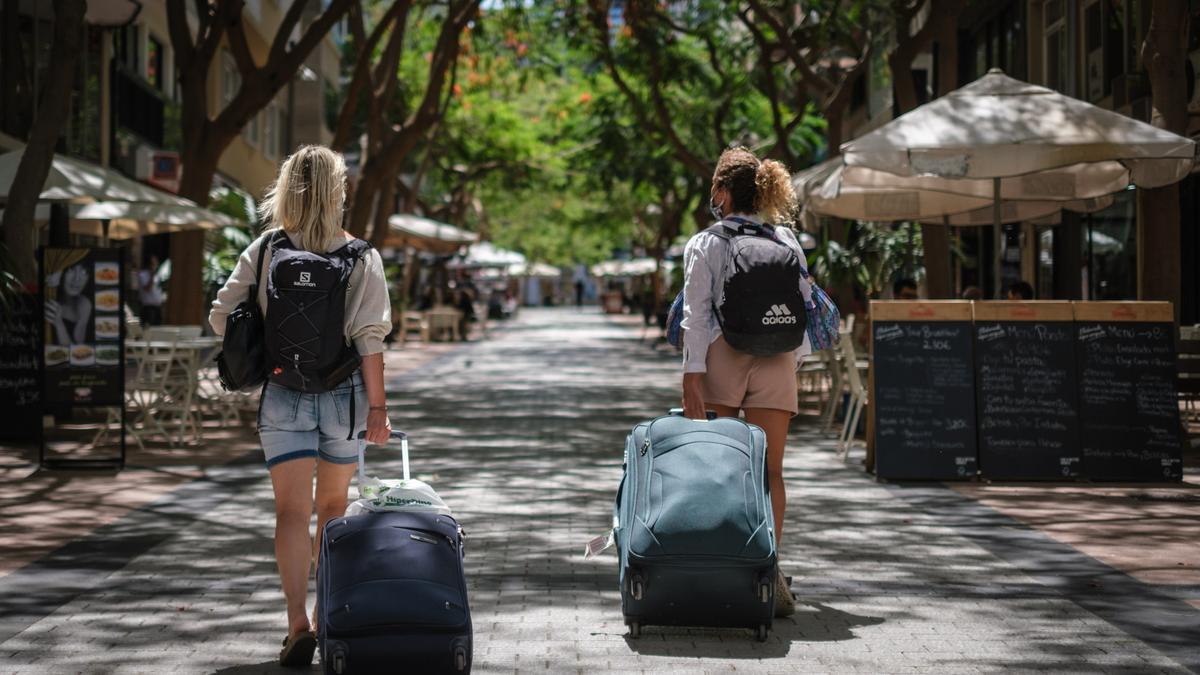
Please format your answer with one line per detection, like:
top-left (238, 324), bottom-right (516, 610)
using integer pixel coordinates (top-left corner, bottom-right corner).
top-left (345, 431), bottom-right (452, 516)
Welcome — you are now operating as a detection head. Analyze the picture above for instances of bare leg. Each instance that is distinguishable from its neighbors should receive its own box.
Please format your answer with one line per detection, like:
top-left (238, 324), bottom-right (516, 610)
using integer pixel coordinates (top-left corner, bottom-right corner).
top-left (268, 457), bottom-right (317, 639)
top-left (312, 460), bottom-right (358, 564)
top-left (311, 459), bottom-right (358, 629)
top-left (743, 408), bottom-right (791, 545)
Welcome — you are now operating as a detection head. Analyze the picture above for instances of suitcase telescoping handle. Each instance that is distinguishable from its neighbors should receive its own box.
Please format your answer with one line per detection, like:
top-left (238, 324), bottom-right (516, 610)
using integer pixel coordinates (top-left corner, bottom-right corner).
top-left (356, 429), bottom-right (410, 482)
top-left (668, 407), bottom-right (719, 421)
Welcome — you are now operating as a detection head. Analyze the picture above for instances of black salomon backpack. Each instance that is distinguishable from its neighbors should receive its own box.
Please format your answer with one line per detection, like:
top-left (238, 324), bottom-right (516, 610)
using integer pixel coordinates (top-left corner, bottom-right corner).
top-left (264, 231), bottom-right (372, 393)
top-left (709, 218), bottom-right (807, 356)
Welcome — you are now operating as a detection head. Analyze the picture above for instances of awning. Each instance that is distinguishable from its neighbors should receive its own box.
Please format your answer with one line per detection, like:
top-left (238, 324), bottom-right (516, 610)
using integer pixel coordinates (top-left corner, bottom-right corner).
top-left (385, 213), bottom-right (477, 255)
top-left (3, 200), bottom-right (242, 239)
top-left (591, 258), bottom-right (672, 277)
top-left (453, 241), bottom-right (526, 268)
top-left (0, 149), bottom-right (193, 205)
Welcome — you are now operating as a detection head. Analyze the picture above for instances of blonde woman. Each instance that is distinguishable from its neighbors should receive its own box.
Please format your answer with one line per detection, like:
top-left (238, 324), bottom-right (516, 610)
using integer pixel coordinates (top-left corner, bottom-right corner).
top-left (210, 145), bottom-right (391, 666)
top-left (680, 146), bottom-right (811, 618)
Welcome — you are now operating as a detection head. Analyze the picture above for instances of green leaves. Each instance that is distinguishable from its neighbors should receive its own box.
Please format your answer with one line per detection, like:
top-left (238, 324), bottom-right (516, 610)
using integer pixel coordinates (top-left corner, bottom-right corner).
top-left (808, 221), bottom-right (924, 298)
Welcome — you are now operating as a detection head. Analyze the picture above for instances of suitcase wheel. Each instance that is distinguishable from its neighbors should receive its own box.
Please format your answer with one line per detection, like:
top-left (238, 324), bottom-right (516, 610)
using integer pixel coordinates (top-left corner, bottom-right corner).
top-left (331, 652), bottom-right (346, 674)
top-left (755, 625), bottom-right (769, 642)
top-left (454, 646), bottom-right (468, 671)
top-left (628, 621), bottom-right (641, 639)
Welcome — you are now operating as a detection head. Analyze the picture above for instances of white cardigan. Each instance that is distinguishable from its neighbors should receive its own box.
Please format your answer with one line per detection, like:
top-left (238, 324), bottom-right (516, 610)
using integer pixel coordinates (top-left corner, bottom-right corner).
top-left (208, 230), bottom-right (392, 356)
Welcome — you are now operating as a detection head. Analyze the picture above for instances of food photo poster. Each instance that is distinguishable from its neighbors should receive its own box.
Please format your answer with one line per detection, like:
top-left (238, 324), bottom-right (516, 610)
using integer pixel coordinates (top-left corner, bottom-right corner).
top-left (41, 248), bottom-right (123, 406)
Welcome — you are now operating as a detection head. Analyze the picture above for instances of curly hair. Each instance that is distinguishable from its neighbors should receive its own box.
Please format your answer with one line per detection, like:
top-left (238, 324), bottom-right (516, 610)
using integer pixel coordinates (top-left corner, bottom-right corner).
top-left (712, 147), bottom-right (795, 221)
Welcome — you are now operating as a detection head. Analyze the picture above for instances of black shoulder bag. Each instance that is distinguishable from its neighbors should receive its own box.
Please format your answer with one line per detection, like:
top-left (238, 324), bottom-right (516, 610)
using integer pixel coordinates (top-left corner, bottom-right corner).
top-left (216, 233), bottom-right (276, 391)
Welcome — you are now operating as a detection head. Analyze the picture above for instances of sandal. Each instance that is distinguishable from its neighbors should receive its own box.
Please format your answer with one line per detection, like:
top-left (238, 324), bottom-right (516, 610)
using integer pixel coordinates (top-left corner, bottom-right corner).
top-left (774, 567), bottom-right (796, 618)
top-left (279, 630), bottom-right (317, 668)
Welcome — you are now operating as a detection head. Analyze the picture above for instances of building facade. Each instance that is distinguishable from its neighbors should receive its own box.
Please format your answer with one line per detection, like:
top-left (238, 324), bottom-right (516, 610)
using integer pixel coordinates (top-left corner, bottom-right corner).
top-left (1, 0), bottom-right (343, 230)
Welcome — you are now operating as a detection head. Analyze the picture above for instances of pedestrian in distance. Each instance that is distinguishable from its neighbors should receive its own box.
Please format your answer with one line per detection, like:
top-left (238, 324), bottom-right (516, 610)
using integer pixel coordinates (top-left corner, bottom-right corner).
top-left (138, 255), bottom-right (164, 326)
top-left (893, 277), bottom-right (920, 300)
top-left (679, 146), bottom-right (811, 617)
top-left (962, 285), bottom-right (984, 301)
top-left (1007, 280), bottom-right (1035, 300)
top-left (209, 146), bottom-right (392, 668)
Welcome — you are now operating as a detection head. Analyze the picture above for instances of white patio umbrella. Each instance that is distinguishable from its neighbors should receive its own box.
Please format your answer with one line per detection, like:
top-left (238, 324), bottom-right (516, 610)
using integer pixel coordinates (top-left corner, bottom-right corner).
top-left (838, 68), bottom-right (1197, 295)
top-left (454, 241), bottom-right (526, 269)
top-left (0, 149), bottom-right (194, 206)
top-left (2, 200), bottom-right (241, 241)
top-left (385, 213), bottom-right (477, 255)
top-left (795, 157), bottom-right (1123, 223)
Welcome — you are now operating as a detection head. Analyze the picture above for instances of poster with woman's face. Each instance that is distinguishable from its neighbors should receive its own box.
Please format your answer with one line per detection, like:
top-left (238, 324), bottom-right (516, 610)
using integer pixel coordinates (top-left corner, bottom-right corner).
top-left (41, 248), bottom-right (123, 406)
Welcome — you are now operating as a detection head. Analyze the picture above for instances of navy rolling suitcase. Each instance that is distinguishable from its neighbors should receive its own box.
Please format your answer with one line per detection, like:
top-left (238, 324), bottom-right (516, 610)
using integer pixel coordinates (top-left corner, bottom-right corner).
top-left (317, 433), bottom-right (471, 674)
top-left (613, 410), bottom-right (778, 640)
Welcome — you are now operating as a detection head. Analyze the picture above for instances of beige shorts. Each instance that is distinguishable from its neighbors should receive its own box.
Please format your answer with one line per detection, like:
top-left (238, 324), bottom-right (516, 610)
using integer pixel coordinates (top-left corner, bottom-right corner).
top-left (701, 336), bottom-right (798, 415)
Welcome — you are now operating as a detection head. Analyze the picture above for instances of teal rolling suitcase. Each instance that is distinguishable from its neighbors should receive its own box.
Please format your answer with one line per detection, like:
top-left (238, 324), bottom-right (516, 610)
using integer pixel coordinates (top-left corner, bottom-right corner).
top-left (613, 410), bottom-right (778, 640)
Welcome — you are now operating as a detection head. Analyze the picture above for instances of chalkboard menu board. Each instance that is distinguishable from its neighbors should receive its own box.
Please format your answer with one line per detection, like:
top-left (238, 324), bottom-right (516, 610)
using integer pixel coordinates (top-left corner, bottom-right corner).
top-left (0, 293), bottom-right (40, 441)
top-left (1074, 302), bottom-right (1182, 482)
top-left (872, 301), bottom-right (978, 480)
top-left (40, 248), bottom-right (125, 406)
top-left (973, 303), bottom-right (1081, 480)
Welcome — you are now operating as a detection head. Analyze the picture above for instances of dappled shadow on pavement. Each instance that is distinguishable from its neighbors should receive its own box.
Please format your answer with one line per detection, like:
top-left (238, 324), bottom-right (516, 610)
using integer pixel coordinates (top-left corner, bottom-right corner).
top-left (0, 309), bottom-right (1194, 673)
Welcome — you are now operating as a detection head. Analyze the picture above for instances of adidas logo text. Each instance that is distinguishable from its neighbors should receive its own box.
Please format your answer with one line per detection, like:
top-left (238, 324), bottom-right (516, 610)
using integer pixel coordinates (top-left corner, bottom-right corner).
top-left (762, 304), bottom-right (798, 325)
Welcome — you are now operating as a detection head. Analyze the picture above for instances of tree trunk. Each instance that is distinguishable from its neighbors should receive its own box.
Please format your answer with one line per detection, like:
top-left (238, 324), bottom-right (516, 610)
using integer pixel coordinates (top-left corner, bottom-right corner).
top-left (1137, 0), bottom-right (1189, 323)
top-left (0, 0), bottom-right (86, 285)
top-left (168, 147), bottom-right (222, 325)
top-left (369, 175), bottom-right (397, 247)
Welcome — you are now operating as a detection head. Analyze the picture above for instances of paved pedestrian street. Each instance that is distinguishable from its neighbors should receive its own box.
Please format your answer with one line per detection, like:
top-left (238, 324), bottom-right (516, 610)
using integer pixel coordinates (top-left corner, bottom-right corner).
top-left (1, 308), bottom-right (1197, 674)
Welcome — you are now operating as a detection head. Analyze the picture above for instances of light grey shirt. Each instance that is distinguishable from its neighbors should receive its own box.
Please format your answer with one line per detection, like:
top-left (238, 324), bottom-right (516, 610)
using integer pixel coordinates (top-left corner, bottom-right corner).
top-left (680, 213), bottom-right (813, 373)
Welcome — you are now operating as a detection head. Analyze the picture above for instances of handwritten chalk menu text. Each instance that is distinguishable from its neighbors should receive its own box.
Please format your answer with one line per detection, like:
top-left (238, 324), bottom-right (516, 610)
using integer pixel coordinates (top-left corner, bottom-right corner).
top-left (872, 302), bottom-right (978, 480)
top-left (0, 293), bottom-right (40, 441)
top-left (973, 303), bottom-right (1080, 480)
top-left (1074, 303), bottom-right (1182, 481)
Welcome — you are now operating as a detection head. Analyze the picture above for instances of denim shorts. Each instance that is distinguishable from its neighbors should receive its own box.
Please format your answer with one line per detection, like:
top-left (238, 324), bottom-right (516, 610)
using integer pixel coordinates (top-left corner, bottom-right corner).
top-left (258, 371), bottom-right (367, 468)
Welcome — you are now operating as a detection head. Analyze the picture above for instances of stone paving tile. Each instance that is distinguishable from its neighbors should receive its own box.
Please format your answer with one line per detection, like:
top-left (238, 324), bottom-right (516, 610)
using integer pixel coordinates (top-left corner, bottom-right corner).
top-left (0, 308), bottom-right (1194, 673)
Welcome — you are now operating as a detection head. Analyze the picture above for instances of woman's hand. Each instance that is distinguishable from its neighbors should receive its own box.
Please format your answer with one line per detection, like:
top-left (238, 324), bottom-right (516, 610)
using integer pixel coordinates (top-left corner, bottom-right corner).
top-left (682, 372), bottom-right (707, 420)
top-left (45, 300), bottom-right (69, 345)
top-left (365, 407), bottom-right (391, 445)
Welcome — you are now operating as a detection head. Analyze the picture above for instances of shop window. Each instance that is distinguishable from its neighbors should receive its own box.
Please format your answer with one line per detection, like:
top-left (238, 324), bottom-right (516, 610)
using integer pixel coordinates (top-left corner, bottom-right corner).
top-left (244, 110), bottom-right (259, 148)
top-left (1084, 189), bottom-right (1137, 300)
top-left (263, 104), bottom-right (277, 160)
top-left (221, 51), bottom-right (239, 109)
top-left (114, 24), bottom-right (139, 72)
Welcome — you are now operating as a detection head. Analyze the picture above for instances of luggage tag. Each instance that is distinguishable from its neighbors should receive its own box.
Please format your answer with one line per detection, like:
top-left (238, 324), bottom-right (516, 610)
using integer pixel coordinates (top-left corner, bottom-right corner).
top-left (584, 530), bottom-right (615, 559)
top-left (584, 515), bottom-right (618, 558)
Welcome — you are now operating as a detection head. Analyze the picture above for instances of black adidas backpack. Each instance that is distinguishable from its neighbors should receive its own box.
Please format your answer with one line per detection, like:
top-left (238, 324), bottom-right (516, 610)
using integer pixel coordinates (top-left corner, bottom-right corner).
top-left (709, 218), bottom-right (807, 356)
top-left (263, 231), bottom-right (372, 393)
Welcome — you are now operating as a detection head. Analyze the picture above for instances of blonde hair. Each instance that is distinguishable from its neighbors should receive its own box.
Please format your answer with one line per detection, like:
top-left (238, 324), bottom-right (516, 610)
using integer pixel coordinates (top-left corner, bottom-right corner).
top-left (258, 145), bottom-right (347, 252)
top-left (713, 147), bottom-right (795, 222)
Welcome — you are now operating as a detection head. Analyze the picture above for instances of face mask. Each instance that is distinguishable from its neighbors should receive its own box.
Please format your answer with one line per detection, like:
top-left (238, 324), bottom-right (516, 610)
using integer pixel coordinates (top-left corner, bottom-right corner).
top-left (709, 197), bottom-right (724, 221)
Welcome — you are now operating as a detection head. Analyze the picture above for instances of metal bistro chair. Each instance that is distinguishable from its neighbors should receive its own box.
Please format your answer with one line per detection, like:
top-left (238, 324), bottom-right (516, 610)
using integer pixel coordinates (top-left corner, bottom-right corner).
top-left (1179, 331), bottom-right (1200, 424)
top-left (129, 339), bottom-right (200, 446)
top-left (426, 307), bottom-right (463, 342)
